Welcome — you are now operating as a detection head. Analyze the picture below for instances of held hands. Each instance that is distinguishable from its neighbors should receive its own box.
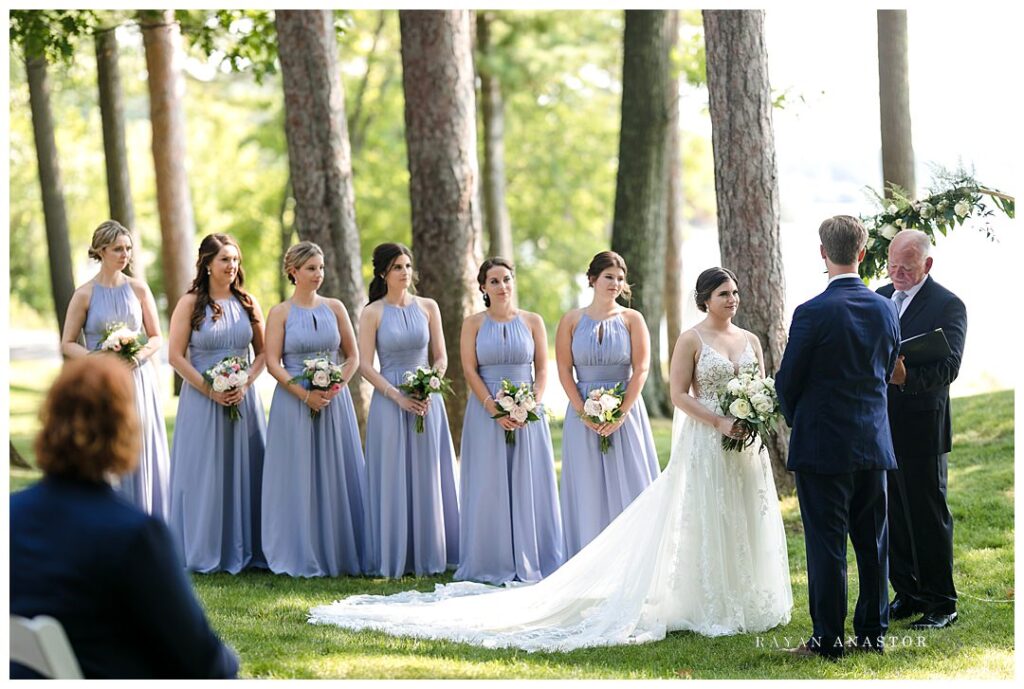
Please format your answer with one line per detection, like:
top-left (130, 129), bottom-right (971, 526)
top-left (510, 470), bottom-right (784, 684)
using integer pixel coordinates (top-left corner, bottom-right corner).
top-left (210, 387), bottom-right (244, 407)
top-left (485, 398), bottom-right (524, 432)
top-left (396, 390), bottom-right (430, 417)
top-left (304, 389), bottom-right (333, 413)
top-left (578, 406), bottom-right (627, 437)
top-left (889, 355), bottom-right (907, 386)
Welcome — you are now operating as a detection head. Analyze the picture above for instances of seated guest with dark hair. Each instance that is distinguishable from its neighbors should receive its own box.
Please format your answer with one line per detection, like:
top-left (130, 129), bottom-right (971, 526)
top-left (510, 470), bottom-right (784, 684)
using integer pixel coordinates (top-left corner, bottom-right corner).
top-left (10, 356), bottom-right (239, 679)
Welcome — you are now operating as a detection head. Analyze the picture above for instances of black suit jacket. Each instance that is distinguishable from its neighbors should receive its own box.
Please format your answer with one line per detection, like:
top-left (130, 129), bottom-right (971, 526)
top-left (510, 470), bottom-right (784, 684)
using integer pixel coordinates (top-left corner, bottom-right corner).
top-left (10, 476), bottom-right (239, 679)
top-left (877, 275), bottom-right (967, 457)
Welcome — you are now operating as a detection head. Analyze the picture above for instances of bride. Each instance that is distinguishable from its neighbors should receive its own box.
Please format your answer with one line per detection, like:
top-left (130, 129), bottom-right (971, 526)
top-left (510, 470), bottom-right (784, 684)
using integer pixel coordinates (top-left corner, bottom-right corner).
top-left (309, 267), bottom-right (792, 651)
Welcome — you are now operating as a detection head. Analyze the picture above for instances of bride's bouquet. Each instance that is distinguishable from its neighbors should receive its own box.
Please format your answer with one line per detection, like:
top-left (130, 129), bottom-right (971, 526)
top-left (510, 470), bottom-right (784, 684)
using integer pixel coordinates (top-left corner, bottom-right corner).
top-left (580, 382), bottom-right (625, 454)
top-left (399, 366), bottom-right (454, 433)
top-left (289, 355), bottom-right (345, 419)
top-left (718, 362), bottom-right (780, 452)
top-left (99, 322), bottom-right (143, 363)
top-left (490, 379), bottom-right (544, 445)
top-left (204, 356), bottom-right (250, 421)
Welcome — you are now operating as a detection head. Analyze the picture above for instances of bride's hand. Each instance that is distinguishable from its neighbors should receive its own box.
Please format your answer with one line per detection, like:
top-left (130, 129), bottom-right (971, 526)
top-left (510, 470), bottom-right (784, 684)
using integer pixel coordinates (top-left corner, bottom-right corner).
top-left (715, 415), bottom-right (745, 439)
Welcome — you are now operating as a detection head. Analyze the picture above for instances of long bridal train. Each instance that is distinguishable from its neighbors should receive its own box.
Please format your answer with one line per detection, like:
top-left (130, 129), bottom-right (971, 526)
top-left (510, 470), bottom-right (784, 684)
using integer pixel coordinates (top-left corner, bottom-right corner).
top-left (309, 388), bottom-right (792, 652)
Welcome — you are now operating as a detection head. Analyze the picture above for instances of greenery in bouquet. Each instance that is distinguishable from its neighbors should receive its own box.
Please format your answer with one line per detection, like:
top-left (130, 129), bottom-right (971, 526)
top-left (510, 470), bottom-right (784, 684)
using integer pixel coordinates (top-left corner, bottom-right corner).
top-left (718, 362), bottom-right (780, 452)
top-left (98, 321), bottom-right (144, 364)
top-left (398, 366), bottom-right (453, 433)
top-left (579, 382), bottom-right (626, 454)
top-left (204, 355), bottom-right (250, 421)
top-left (289, 354), bottom-right (346, 419)
top-left (490, 379), bottom-right (544, 446)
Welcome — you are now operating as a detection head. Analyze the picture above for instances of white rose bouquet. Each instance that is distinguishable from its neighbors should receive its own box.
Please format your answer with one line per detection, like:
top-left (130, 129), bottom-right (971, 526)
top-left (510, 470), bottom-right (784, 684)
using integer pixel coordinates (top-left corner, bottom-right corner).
top-left (579, 382), bottom-right (626, 454)
top-left (718, 361), bottom-right (780, 452)
top-left (289, 354), bottom-right (346, 419)
top-left (490, 379), bottom-right (544, 446)
top-left (99, 321), bottom-right (144, 364)
top-left (398, 365), bottom-right (454, 433)
top-left (203, 355), bottom-right (250, 421)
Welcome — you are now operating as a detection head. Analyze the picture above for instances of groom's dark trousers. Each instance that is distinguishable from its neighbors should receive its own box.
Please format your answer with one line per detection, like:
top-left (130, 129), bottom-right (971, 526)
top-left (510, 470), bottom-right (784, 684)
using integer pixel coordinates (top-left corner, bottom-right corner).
top-left (776, 276), bottom-right (901, 657)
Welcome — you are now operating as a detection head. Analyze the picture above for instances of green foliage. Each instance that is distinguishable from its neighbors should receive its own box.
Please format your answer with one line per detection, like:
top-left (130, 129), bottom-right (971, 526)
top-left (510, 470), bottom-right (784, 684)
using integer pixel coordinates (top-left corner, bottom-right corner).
top-left (859, 165), bottom-right (1015, 281)
top-left (10, 10), bottom-right (97, 63)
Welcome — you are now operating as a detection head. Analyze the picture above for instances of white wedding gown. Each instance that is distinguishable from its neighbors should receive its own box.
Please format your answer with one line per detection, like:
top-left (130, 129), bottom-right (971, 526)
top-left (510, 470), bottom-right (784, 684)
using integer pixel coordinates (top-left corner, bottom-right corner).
top-left (309, 341), bottom-right (792, 652)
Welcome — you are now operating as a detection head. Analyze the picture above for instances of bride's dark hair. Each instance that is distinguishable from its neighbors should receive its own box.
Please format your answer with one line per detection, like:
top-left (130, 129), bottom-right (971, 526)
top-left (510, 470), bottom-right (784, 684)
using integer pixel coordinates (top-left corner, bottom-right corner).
top-left (694, 267), bottom-right (738, 313)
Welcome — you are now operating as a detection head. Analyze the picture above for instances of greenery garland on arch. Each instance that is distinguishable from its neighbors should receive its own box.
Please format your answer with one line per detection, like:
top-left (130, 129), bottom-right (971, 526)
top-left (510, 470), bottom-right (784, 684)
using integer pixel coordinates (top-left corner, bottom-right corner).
top-left (859, 166), bottom-right (1015, 281)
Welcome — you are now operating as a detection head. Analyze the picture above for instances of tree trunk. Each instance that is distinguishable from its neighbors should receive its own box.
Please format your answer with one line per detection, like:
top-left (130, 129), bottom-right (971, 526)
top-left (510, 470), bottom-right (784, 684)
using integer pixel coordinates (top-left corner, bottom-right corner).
top-left (399, 10), bottom-right (483, 446)
top-left (276, 9), bottom-right (371, 432)
top-left (277, 172), bottom-right (293, 304)
top-left (25, 53), bottom-right (75, 336)
top-left (10, 441), bottom-right (31, 469)
top-left (877, 10), bottom-right (915, 198)
top-left (664, 10), bottom-right (684, 365)
top-left (610, 10), bottom-right (672, 418)
top-left (140, 10), bottom-right (195, 397)
top-left (704, 10), bottom-right (792, 493)
top-left (95, 26), bottom-right (141, 279)
top-left (476, 11), bottom-right (514, 262)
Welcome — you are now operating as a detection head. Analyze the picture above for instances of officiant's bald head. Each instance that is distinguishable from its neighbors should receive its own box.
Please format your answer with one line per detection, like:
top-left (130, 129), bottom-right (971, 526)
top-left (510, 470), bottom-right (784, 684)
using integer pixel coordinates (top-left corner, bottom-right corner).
top-left (888, 229), bottom-right (933, 291)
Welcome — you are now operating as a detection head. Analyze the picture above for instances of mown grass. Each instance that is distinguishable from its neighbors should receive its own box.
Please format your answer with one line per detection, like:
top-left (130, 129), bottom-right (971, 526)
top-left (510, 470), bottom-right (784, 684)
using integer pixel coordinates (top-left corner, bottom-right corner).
top-left (8, 359), bottom-right (1014, 678)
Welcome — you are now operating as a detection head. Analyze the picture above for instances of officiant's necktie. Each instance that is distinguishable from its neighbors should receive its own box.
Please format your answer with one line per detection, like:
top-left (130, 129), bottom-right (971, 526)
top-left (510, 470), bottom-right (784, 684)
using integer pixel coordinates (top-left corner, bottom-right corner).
top-left (893, 290), bottom-right (908, 317)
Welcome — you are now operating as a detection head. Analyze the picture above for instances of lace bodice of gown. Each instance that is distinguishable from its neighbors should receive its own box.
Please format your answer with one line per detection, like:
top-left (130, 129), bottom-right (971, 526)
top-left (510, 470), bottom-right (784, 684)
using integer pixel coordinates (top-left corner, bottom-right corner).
top-left (693, 339), bottom-right (757, 411)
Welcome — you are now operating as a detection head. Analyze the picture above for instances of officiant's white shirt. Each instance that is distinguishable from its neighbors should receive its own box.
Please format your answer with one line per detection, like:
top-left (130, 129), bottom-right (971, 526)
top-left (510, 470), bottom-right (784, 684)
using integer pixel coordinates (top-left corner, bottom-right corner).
top-left (889, 276), bottom-right (927, 318)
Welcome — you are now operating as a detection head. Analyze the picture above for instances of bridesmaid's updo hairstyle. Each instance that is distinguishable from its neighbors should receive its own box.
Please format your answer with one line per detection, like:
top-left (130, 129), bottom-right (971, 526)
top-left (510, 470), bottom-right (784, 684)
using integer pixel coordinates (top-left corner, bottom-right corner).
top-left (88, 219), bottom-right (132, 262)
top-left (367, 242), bottom-right (415, 304)
top-left (35, 356), bottom-right (139, 483)
top-left (188, 233), bottom-right (259, 331)
top-left (476, 257), bottom-right (515, 308)
top-left (694, 267), bottom-right (738, 312)
top-left (283, 241), bottom-right (324, 285)
top-left (586, 250), bottom-right (632, 303)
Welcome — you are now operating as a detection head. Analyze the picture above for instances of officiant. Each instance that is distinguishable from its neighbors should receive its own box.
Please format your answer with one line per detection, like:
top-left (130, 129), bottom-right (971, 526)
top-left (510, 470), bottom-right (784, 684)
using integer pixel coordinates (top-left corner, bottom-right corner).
top-left (877, 229), bottom-right (967, 630)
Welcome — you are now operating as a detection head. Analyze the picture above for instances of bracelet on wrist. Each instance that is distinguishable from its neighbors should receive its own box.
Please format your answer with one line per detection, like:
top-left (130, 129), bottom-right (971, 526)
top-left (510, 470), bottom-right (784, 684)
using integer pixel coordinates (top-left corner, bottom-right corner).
top-left (303, 390), bottom-right (311, 404)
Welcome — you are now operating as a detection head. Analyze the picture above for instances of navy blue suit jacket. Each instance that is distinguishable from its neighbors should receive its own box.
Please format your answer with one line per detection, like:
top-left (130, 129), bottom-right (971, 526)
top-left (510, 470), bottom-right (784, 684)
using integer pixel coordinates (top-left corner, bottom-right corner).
top-left (775, 277), bottom-right (901, 474)
top-left (10, 476), bottom-right (238, 679)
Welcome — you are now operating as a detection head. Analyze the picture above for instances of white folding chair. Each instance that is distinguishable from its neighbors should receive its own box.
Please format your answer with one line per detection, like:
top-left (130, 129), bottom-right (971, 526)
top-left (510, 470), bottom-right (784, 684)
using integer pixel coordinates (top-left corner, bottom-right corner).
top-left (9, 615), bottom-right (83, 679)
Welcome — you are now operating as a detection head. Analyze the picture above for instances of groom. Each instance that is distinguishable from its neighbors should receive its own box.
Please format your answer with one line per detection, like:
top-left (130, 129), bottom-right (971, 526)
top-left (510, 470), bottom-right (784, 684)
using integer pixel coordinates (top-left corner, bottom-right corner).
top-left (775, 215), bottom-right (901, 659)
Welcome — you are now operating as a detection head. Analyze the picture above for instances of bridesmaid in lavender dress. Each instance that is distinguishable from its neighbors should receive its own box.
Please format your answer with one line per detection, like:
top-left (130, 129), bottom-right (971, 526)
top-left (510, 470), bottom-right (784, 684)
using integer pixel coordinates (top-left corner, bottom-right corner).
top-left (555, 251), bottom-right (660, 557)
top-left (60, 220), bottom-right (170, 519)
top-left (166, 233), bottom-right (268, 574)
top-left (455, 258), bottom-right (564, 584)
top-left (359, 243), bottom-right (459, 578)
top-left (261, 241), bottom-right (368, 577)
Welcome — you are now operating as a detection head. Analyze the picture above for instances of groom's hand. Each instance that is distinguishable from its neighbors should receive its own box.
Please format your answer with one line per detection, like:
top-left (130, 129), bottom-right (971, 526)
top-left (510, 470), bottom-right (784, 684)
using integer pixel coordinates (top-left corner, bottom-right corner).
top-left (889, 355), bottom-right (907, 386)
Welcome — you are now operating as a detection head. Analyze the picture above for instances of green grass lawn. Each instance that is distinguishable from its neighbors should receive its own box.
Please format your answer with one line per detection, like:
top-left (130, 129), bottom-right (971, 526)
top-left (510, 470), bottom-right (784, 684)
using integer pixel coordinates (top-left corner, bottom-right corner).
top-left (8, 360), bottom-right (1014, 678)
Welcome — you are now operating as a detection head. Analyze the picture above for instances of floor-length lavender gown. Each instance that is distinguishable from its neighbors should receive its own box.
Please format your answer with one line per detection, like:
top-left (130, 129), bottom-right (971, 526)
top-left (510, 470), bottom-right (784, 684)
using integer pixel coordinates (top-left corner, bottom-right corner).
top-left (454, 314), bottom-right (565, 584)
top-left (364, 301), bottom-right (459, 577)
top-left (83, 281), bottom-right (170, 520)
top-left (262, 301), bottom-right (369, 576)
top-left (559, 313), bottom-right (660, 557)
top-left (168, 297), bottom-right (267, 573)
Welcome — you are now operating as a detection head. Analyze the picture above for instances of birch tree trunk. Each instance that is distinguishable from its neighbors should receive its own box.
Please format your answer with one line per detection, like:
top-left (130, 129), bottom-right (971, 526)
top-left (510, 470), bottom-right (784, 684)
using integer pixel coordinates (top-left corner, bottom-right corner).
top-left (610, 10), bottom-right (672, 418)
top-left (399, 10), bottom-right (483, 445)
top-left (277, 9), bottom-right (370, 430)
top-left (877, 9), bottom-right (915, 198)
top-left (704, 9), bottom-right (792, 492)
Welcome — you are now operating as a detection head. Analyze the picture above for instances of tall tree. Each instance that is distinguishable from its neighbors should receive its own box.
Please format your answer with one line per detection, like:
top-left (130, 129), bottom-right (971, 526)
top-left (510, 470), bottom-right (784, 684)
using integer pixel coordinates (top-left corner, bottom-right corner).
top-left (95, 23), bottom-right (142, 278)
top-left (25, 50), bottom-right (76, 336)
top-left (703, 10), bottom-right (792, 492)
top-left (276, 9), bottom-right (371, 428)
top-left (476, 11), bottom-right (514, 261)
top-left (610, 10), bottom-right (672, 418)
top-left (399, 10), bottom-right (483, 444)
top-left (664, 10), bottom-right (685, 364)
top-left (877, 9), bottom-right (915, 198)
top-left (140, 10), bottom-right (196, 339)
